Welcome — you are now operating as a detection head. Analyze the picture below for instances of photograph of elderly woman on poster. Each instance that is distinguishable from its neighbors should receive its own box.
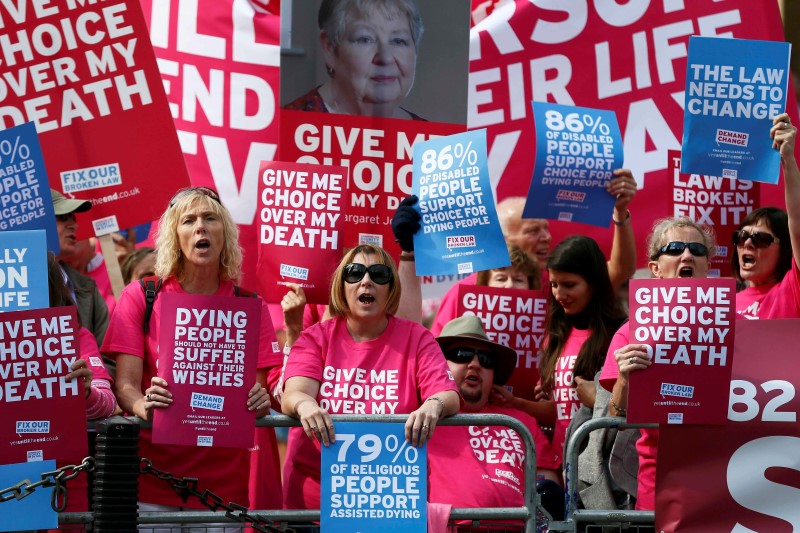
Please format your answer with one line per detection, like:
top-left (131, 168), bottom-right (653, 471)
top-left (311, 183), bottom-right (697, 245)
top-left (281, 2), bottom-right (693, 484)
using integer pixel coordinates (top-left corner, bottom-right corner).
top-left (281, 0), bottom-right (468, 124)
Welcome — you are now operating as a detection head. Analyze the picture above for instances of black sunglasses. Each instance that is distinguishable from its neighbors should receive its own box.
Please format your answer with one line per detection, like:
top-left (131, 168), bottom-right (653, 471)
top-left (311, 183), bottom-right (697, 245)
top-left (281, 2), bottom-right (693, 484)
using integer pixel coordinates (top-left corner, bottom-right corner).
top-left (651, 241), bottom-right (709, 260)
top-left (343, 263), bottom-right (393, 285)
top-left (444, 348), bottom-right (494, 369)
top-left (169, 187), bottom-right (221, 208)
top-left (732, 230), bottom-right (779, 249)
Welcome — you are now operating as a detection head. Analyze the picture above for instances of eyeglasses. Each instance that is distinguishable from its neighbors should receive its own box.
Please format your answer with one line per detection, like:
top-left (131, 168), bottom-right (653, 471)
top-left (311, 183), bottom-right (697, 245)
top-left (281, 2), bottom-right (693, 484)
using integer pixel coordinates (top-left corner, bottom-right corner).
top-left (732, 230), bottom-right (779, 248)
top-left (650, 241), bottom-right (709, 260)
top-left (169, 187), bottom-right (221, 208)
top-left (55, 213), bottom-right (76, 223)
top-left (343, 263), bottom-right (393, 285)
top-left (444, 348), bottom-right (494, 369)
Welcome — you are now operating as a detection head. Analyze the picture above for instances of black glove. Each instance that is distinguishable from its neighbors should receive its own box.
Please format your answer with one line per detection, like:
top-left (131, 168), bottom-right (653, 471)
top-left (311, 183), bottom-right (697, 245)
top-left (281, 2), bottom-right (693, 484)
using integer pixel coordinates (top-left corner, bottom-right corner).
top-left (391, 195), bottom-right (420, 252)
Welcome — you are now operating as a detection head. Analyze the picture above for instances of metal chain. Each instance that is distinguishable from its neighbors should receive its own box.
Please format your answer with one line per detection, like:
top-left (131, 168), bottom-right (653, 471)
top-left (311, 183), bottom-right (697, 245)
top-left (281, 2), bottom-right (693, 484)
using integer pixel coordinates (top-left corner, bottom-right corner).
top-left (140, 458), bottom-right (294, 533)
top-left (0, 457), bottom-right (95, 512)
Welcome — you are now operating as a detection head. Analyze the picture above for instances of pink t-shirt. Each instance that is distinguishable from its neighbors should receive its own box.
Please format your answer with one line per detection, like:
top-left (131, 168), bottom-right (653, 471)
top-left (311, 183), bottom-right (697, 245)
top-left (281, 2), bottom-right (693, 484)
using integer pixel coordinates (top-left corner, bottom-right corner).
top-left (599, 323), bottom-right (657, 510)
top-left (429, 404), bottom-right (559, 513)
top-left (736, 259), bottom-right (800, 319)
top-left (101, 278), bottom-right (283, 508)
top-left (282, 315), bottom-right (459, 509)
top-left (550, 328), bottom-right (591, 464)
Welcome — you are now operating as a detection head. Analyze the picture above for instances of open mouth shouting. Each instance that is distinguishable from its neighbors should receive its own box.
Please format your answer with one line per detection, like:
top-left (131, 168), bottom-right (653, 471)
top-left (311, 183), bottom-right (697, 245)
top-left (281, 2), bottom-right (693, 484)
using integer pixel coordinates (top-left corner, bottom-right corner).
top-left (357, 292), bottom-right (376, 305)
top-left (740, 252), bottom-right (756, 270)
top-left (678, 265), bottom-right (695, 278)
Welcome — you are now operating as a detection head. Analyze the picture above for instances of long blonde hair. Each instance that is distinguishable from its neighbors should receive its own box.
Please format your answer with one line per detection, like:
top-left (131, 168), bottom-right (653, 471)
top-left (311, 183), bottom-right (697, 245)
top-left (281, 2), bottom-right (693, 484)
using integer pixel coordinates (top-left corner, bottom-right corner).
top-left (154, 189), bottom-right (242, 281)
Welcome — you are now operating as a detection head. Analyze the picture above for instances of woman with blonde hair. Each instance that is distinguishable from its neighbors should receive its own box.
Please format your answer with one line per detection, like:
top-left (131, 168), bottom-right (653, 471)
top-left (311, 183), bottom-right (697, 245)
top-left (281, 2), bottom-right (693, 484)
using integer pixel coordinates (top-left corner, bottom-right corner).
top-left (102, 187), bottom-right (283, 529)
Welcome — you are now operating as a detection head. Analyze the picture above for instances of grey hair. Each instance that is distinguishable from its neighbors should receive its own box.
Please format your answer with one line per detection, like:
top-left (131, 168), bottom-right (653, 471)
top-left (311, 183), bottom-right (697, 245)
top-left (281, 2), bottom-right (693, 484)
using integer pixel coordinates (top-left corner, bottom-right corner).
top-left (647, 216), bottom-right (717, 261)
top-left (318, 0), bottom-right (424, 50)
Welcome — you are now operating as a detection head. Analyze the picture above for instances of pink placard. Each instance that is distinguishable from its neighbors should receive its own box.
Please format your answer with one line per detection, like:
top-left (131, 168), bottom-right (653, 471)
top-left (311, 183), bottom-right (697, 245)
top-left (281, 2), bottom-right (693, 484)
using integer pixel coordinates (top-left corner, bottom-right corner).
top-left (627, 277), bottom-right (736, 425)
top-left (153, 293), bottom-right (261, 449)
top-left (668, 150), bottom-right (759, 278)
top-left (0, 307), bottom-right (85, 464)
top-left (456, 284), bottom-right (547, 401)
top-left (256, 161), bottom-right (346, 304)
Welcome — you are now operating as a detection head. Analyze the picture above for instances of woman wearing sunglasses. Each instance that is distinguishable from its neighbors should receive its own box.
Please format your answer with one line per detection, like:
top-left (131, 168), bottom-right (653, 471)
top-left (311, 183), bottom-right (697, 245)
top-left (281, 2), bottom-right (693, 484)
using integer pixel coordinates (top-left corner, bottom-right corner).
top-left (598, 216), bottom-right (717, 511)
top-left (281, 244), bottom-right (460, 512)
top-left (732, 114), bottom-right (799, 319)
top-left (102, 187), bottom-right (281, 526)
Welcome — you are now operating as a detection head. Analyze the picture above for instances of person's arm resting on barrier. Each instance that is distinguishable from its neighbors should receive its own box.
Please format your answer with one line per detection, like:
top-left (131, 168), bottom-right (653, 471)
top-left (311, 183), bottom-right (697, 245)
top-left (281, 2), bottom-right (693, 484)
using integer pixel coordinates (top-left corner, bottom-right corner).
top-left (283, 375), bottom-right (335, 446)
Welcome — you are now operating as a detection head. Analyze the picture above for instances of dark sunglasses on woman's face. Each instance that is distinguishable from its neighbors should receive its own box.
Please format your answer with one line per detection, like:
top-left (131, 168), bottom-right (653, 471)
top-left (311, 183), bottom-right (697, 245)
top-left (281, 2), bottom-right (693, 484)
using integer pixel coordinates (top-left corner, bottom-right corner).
top-left (444, 348), bottom-right (494, 369)
top-left (169, 186), bottom-right (221, 208)
top-left (650, 241), bottom-right (709, 260)
top-left (732, 230), bottom-right (779, 248)
top-left (343, 263), bottom-right (393, 285)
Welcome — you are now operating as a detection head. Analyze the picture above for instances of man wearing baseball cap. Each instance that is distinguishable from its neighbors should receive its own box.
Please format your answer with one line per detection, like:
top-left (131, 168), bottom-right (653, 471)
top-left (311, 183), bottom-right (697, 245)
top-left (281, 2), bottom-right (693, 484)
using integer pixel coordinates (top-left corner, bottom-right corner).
top-left (51, 189), bottom-right (110, 348)
top-left (427, 316), bottom-right (563, 528)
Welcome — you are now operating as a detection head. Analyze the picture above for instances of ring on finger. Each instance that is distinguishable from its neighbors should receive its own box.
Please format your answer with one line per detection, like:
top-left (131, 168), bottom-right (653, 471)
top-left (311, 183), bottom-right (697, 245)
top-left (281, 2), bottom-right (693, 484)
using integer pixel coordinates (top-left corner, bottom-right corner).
top-left (309, 425), bottom-right (317, 431)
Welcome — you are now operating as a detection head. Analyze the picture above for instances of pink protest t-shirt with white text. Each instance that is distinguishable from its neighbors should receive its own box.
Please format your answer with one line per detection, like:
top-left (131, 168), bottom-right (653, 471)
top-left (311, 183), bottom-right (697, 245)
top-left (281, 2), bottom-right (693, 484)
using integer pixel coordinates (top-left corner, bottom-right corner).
top-left (736, 260), bottom-right (800, 319)
top-left (551, 327), bottom-right (591, 464)
top-left (282, 315), bottom-right (458, 510)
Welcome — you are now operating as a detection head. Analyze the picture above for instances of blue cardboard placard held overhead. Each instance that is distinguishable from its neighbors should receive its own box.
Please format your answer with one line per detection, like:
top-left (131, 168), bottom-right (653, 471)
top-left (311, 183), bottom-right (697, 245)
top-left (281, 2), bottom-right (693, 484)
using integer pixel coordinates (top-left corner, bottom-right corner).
top-left (412, 129), bottom-right (510, 276)
top-left (523, 102), bottom-right (623, 227)
top-left (0, 122), bottom-right (60, 252)
top-left (321, 422), bottom-right (427, 533)
top-left (0, 460), bottom-right (58, 532)
top-left (680, 36), bottom-right (791, 184)
top-left (0, 229), bottom-right (49, 312)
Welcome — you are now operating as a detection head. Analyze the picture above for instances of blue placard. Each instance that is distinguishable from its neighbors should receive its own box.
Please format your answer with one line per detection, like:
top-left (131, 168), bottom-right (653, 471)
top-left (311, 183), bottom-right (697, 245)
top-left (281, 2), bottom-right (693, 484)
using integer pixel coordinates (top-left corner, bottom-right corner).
top-left (0, 460), bottom-right (58, 532)
top-left (523, 102), bottom-right (623, 227)
top-left (0, 122), bottom-right (60, 252)
top-left (321, 422), bottom-right (427, 533)
top-left (412, 129), bottom-right (510, 276)
top-left (0, 230), bottom-right (49, 312)
top-left (680, 36), bottom-right (791, 184)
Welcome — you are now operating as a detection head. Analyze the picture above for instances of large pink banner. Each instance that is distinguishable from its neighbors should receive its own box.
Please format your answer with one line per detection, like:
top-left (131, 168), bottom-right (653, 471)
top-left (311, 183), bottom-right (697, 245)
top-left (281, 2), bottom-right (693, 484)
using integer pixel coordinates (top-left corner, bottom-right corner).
top-left (138, 0), bottom-right (280, 288)
top-left (627, 278), bottom-right (736, 425)
top-left (0, 0), bottom-right (190, 238)
top-left (153, 293), bottom-right (261, 449)
top-left (279, 111), bottom-right (465, 260)
top-left (469, 1), bottom-right (797, 267)
top-left (657, 319), bottom-right (800, 532)
top-left (457, 284), bottom-right (547, 401)
top-left (0, 307), bottom-right (85, 464)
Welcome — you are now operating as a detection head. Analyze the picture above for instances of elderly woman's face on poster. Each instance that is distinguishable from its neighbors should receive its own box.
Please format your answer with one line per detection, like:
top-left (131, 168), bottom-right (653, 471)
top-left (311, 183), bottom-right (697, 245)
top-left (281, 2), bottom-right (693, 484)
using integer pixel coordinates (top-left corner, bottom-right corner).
top-left (322, 6), bottom-right (417, 114)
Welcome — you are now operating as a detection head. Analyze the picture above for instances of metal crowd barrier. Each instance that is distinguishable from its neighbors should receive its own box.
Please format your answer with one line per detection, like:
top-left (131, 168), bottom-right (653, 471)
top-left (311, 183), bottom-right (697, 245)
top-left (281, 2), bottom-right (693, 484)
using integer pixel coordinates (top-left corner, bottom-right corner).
top-left (546, 416), bottom-right (658, 533)
top-left (46, 413), bottom-right (549, 532)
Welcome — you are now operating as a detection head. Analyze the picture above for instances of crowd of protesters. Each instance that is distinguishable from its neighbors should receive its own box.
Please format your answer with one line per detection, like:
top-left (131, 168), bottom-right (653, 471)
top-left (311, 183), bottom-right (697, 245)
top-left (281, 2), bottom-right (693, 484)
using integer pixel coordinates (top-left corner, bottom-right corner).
top-left (21, 106), bottom-right (797, 532)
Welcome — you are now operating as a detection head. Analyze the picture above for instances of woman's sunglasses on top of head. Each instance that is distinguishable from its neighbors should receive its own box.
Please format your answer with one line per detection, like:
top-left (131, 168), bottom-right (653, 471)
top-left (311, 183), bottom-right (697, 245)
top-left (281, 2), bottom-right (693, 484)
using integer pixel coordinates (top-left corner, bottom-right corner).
top-left (343, 263), bottom-right (393, 285)
top-left (444, 347), bottom-right (494, 369)
top-left (169, 187), bottom-right (221, 208)
top-left (650, 241), bottom-right (709, 261)
top-left (732, 230), bottom-right (779, 249)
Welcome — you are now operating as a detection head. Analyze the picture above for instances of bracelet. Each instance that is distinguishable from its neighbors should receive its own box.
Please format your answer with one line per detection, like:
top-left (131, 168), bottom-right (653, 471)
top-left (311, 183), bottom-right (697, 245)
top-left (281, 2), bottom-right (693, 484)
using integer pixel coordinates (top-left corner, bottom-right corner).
top-left (612, 211), bottom-right (631, 226)
top-left (610, 397), bottom-right (627, 417)
top-left (399, 251), bottom-right (415, 261)
top-left (426, 396), bottom-right (445, 416)
top-left (283, 344), bottom-right (292, 356)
